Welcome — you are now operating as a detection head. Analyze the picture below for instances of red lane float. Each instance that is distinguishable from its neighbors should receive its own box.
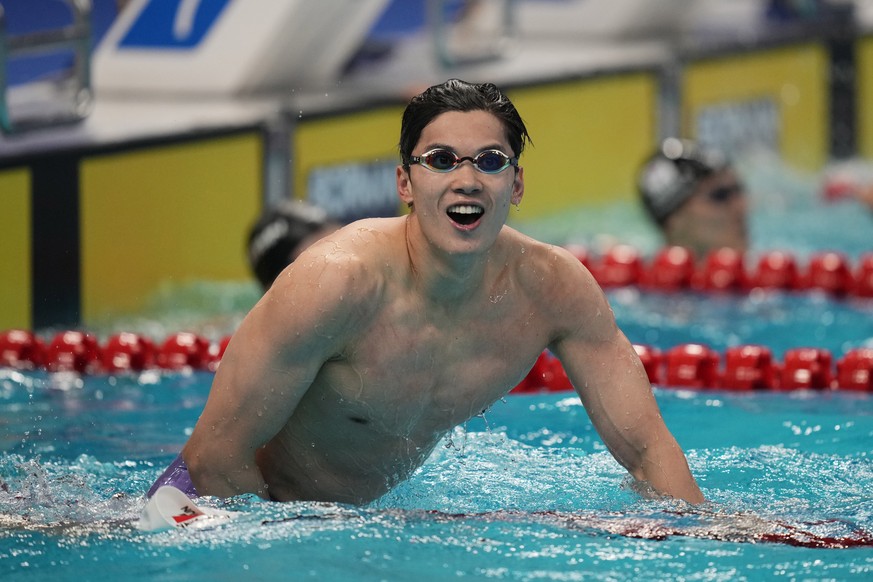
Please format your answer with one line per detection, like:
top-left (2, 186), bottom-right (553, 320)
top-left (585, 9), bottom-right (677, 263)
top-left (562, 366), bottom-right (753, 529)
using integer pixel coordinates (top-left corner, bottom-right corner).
top-left (780, 348), bottom-right (833, 391)
top-left (593, 245), bottom-right (644, 288)
top-left (644, 246), bottom-right (696, 291)
top-left (722, 345), bottom-right (776, 390)
top-left (664, 343), bottom-right (720, 389)
top-left (511, 343), bottom-right (871, 393)
top-left (577, 245), bottom-right (873, 298)
top-left (156, 332), bottom-right (217, 372)
top-left (699, 247), bottom-right (748, 292)
top-left (103, 332), bottom-right (156, 372)
top-left (0, 329), bottom-right (45, 370)
top-left (835, 348), bottom-right (873, 391)
top-left (805, 252), bottom-right (852, 296)
top-left (514, 351), bottom-right (573, 393)
top-left (752, 251), bottom-right (803, 291)
top-left (0, 330), bottom-right (231, 376)
top-left (855, 254), bottom-right (873, 298)
top-left (217, 335), bottom-right (232, 361)
top-left (633, 344), bottom-right (663, 385)
top-left (44, 331), bottom-right (102, 374)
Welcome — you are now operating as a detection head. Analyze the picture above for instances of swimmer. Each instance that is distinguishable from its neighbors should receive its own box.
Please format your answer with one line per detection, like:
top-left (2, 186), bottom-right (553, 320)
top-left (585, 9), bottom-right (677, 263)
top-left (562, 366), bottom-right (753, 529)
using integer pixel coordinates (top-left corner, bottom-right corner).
top-left (246, 199), bottom-right (341, 291)
top-left (637, 138), bottom-right (749, 260)
top-left (153, 79), bottom-right (704, 506)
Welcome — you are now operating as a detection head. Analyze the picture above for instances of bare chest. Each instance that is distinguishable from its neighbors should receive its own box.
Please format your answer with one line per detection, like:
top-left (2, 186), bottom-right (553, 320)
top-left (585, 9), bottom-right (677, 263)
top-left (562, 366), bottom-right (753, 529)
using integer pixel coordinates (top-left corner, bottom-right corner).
top-left (316, 296), bottom-right (549, 434)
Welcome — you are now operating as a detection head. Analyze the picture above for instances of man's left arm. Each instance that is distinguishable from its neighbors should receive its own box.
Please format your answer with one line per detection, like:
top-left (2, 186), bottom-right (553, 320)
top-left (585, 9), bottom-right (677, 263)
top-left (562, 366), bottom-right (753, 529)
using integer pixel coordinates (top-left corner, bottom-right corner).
top-left (547, 251), bottom-right (705, 504)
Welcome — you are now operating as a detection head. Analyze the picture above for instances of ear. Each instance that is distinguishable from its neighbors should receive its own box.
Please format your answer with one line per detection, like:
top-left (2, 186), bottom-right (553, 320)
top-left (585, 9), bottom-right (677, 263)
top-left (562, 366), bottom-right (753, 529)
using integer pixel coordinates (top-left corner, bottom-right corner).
top-left (510, 166), bottom-right (525, 206)
top-left (397, 165), bottom-right (414, 207)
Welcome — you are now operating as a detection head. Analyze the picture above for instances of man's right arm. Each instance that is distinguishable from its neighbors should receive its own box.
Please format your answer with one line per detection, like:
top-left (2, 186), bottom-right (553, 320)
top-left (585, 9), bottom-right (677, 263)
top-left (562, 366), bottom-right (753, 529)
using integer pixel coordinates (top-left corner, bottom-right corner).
top-left (181, 309), bottom-right (319, 499)
top-left (182, 244), bottom-right (374, 499)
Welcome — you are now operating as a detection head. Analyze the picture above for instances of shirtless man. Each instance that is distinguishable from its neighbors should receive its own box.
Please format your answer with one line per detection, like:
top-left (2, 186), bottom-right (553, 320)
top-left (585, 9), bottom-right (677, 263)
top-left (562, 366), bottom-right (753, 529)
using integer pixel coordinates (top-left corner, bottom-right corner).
top-left (148, 79), bottom-right (704, 505)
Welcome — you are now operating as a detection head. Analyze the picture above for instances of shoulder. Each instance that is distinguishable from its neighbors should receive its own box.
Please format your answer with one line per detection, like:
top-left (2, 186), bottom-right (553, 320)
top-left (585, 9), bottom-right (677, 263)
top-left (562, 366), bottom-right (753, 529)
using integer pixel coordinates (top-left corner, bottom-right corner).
top-left (503, 228), bottom-right (598, 294)
top-left (280, 216), bottom-right (405, 277)
top-left (502, 227), bottom-right (612, 335)
top-left (264, 217), bottom-right (407, 323)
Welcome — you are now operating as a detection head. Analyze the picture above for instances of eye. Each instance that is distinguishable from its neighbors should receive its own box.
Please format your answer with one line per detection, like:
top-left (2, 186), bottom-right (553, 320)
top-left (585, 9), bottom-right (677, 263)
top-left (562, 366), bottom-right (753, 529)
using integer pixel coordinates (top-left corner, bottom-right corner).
top-left (426, 150), bottom-right (458, 171)
top-left (477, 151), bottom-right (506, 173)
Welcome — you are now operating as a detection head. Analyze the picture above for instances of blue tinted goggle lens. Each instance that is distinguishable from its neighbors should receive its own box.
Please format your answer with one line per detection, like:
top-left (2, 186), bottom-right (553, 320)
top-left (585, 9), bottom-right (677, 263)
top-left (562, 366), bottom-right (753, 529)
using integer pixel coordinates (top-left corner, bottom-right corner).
top-left (411, 149), bottom-right (517, 174)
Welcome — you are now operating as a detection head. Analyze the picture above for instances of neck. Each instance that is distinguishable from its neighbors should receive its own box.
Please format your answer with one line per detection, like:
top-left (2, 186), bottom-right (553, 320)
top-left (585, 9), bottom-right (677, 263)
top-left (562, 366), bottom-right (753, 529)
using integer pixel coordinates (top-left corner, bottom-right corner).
top-left (403, 215), bottom-right (492, 303)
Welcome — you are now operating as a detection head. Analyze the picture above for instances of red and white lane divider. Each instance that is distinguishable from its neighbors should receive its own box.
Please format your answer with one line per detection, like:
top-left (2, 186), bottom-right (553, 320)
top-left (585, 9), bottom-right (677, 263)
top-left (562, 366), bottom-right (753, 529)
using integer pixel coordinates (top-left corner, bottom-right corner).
top-left (571, 245), bottom-right (873, 298)
top-left (2, 329), bottom-right (868, 392)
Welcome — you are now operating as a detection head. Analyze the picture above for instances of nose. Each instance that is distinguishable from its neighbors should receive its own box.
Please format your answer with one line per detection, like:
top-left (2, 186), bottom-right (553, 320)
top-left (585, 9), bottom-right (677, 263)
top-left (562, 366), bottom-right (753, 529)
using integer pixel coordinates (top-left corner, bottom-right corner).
top-left (450, 161), bottom-right (483, 194)
top-left (732, 189), bottom-right (749, 212)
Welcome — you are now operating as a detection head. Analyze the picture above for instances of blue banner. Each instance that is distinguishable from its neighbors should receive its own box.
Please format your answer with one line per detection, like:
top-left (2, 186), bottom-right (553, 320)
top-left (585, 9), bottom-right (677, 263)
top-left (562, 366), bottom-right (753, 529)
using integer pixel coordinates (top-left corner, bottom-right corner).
top-left (119, 0), bottom-right (232, 50)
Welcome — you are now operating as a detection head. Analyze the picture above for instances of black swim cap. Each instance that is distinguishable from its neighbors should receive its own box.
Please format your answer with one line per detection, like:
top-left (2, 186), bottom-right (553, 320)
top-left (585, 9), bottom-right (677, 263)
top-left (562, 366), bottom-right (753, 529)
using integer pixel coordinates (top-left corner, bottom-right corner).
top-left (247, 200), bottom-right (331, 289)
top-left (637, 138), bottom-right (728, 225)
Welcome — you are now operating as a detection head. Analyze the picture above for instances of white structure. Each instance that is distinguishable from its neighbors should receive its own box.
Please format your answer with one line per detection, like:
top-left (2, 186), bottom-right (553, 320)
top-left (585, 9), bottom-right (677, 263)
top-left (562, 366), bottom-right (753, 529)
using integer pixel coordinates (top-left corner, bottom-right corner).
top-left (93, 0), bottom-right (388, 97)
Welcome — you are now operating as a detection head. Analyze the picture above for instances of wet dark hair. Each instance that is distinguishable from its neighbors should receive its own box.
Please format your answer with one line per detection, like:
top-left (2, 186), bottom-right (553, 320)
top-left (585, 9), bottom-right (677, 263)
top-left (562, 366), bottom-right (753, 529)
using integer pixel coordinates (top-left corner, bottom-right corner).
top-left (399, 79), bottom-right (531, 168)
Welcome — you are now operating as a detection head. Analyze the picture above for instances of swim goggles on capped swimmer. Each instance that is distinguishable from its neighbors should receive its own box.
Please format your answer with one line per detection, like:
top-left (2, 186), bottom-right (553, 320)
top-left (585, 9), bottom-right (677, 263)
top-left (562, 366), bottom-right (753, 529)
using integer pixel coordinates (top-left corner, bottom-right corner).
top-left (706, 182), bottom-right (744, 204)
top-left (409, 148), bottom-right (518, 174)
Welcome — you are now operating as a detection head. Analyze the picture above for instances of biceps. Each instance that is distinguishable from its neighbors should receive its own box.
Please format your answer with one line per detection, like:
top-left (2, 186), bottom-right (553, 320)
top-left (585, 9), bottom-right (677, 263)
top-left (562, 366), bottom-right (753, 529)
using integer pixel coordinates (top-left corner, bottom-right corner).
top-left (194, 329), bottom-right (321, 455)
top-left (193, 273), bottom-right (353, 455)
top-left (209, 366), bottom-right (306, 446)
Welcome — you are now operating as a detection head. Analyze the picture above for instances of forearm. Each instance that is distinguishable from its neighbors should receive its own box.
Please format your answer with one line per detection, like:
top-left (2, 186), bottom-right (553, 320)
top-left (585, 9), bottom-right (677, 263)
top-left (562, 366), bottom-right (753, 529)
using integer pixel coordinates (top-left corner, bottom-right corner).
top-left (631, 437), bottom-right (705, 504)
top-left (182, 444), bottom-right (270, 500)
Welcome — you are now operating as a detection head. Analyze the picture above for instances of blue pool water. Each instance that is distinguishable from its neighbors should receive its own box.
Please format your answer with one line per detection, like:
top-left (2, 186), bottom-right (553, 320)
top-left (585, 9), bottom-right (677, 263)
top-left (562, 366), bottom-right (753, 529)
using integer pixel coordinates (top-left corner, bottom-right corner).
top-left (1, 366), bottom-right (872, 581)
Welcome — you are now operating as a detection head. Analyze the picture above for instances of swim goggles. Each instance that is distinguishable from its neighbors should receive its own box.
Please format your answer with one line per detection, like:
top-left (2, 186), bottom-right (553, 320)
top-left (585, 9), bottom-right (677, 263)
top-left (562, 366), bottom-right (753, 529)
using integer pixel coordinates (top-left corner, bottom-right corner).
top-left (706, 183), bottom-right (744, 203)
top-left (409, 148), bottom-right (518, 174)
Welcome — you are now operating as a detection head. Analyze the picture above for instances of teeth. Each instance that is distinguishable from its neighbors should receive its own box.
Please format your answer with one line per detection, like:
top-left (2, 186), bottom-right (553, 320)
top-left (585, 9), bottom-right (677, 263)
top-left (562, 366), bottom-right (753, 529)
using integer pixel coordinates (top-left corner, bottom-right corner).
top-left (448, 205), bottom-right (483, 215)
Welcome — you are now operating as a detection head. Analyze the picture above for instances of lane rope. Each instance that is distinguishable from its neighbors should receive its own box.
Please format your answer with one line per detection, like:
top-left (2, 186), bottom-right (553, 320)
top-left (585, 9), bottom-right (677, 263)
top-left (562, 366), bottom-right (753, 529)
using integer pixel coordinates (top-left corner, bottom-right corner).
top-left (1, 246), bottom-right (870, 390)
top-left (575, 245), bottom-right (873, 298)
top-left (1, 329), bottom-right (870, 392)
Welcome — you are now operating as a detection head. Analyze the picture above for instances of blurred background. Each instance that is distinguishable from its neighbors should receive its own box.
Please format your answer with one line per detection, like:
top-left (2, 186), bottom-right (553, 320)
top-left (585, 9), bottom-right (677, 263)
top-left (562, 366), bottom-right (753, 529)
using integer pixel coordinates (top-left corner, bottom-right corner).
top-left (1, 0), bottom-right (872, 332)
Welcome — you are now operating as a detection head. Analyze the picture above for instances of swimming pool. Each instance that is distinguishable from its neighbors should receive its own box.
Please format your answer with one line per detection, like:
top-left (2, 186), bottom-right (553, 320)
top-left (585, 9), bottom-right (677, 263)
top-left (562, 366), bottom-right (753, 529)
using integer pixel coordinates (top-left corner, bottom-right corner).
top-left (2, 159), bottom-right (873, 580)
top-left (1, 360), bottom-right (871, 581)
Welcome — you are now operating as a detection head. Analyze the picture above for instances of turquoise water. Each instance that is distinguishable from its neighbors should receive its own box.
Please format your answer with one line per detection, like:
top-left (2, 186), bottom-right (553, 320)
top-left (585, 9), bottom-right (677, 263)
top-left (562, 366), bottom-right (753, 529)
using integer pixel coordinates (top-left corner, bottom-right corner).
top-left (612, 289), bottom-right (873, 358)
top-left (1, 371), bottom-right (871, 581)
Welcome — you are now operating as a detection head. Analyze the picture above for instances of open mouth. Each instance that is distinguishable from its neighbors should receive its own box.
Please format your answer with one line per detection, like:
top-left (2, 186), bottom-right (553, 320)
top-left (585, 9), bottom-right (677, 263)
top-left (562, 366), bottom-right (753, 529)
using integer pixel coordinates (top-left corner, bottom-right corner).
top-left (447, 204), bottom-right (484, 227)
